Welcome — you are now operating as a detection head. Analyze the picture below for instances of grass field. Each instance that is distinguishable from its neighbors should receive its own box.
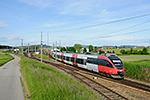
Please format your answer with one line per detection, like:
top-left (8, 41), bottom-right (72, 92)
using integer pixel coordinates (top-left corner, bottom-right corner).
top-left (19, 56), bottom-right (101, 100)
top-left (119, 55), bottom-right (150, 83)
top-left (108, 47), bottom-right (150, 54)
top-left (0, 51), bottom-right (14, 67)
top-left (119, 55), bottom-right (150, 61)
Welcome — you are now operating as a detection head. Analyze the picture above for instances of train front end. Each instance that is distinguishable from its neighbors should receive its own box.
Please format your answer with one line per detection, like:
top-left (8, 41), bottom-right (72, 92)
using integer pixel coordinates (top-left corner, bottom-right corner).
top-left (108, 55), bottom-right (125, 79)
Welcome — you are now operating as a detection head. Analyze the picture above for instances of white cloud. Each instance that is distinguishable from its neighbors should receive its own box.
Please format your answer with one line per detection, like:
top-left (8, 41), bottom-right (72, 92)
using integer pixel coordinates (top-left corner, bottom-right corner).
top-left (101, 9), bottom-right (107, 13)
top-left (0, 22), bottom-right (8, 27)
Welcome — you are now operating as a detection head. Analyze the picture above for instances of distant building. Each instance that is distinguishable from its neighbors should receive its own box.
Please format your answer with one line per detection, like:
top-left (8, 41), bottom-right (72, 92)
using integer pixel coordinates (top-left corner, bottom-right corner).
top-left (102, 47), bottom-right (107, 49)
top-left (14, 49), bottom-right (19, 51)
top-left (96, 48), bottom-right (109, 53)
top-left (80, 47), bottom-right (89, 53)
top-left (108, 47), bottom-right (113, 49)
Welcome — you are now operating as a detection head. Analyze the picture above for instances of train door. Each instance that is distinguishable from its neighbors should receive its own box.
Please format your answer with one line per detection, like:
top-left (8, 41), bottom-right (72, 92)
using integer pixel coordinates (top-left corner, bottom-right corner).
top-left (86, 57), bottom-right (99, 72)
top-left (77, 54), bottom-right (87, 69)
top-left (72, 54), bottom-right (78, 66)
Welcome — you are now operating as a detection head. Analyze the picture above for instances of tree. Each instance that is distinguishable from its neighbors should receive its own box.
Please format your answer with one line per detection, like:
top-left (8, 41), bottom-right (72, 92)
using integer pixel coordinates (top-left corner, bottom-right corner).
top-left (141, 47), bottom-right (149, 55)
top-left (68, 47), bottom-right (76, 53)
top-left (99, 50), bottom-right (105, 54)
top-left (60, 47), bottom-right (66, 52)
top-left (130, 48), bottom-right (133, 54)
top-left (120, 49), bottom-right (125, 54)
top-left (88, 45), bottom-right (93, 52)
top-left (30, 45), bottom-right (39, 50)
top-left (132, 50), bottom-right (138, 54)
top-left (83, 48), bottom-right (87, 54)
top-left (74, 44), bottom-right (82, 53)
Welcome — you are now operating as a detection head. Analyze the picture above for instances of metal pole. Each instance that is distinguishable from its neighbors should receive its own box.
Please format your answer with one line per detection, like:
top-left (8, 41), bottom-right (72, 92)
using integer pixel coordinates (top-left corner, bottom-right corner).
top-left (35, 44), bottom-right (36, 53)
top-left (53, 42), bottom-right (54, 51)
top-left (59, 40), bottom-right (61, 51)
top-left (21, 39), bottom-right (23, 55)
top-left (41, 32), bottom-right (42, 63)
top-left (28, 43), bottom-right (29, 57)
top-left (55, 41), bottom-right (57, 60)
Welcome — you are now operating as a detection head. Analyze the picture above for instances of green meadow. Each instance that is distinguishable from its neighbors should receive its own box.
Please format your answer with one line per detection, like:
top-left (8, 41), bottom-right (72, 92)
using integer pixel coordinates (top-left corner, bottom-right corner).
top-left (0, 51), bottom-right (14, 67)
top-left (19, 56), bottom-right (101, 100)
top-left (119, 55), bottom-right (150, 83)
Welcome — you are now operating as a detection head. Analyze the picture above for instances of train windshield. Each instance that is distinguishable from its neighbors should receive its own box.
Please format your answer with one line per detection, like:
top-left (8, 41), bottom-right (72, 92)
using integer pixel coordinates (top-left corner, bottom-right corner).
top-left (108, 56), bottom-right (123, 69)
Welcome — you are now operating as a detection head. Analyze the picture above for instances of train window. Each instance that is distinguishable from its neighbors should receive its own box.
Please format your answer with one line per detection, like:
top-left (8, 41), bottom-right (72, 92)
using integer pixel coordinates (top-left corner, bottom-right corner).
top-left (97, 59), bottom-right (102, 65)
top-left (62, 56), bottom-right (65, 60)
top-left (87, 58), bottom-right (93, 63)
top-left (71, 57), bottom-right (74, 62)
top-left (109, 56), bottom-right (123, 69)
top-left (57, 55), bottom-right (59, 58)
top-left (81, 59), bottom-right (84, 64)
top-left (76, 58), bottom-right (80, 63)
top-left (66, 56), bottom-right (69, 61)
top-left (76, 58), bottom-right (84, 64)
top-left (106, 61), bottom-right (114, 68)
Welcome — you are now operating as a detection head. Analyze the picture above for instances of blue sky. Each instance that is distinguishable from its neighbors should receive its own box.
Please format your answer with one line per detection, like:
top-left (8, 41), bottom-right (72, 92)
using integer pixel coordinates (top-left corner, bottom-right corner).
top-left (0, 0), bottom-right (150, 47)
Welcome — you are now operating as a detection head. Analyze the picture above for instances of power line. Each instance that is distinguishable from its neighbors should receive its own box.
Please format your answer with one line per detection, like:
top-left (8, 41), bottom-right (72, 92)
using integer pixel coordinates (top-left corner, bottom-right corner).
top-left (106, 20), bottom-right (150, 35)
top-left (51, 13), bottom-right (150, 32)
top-left (70, 20), bottom-right (150, 41)
top-left (99, 28), bottom-right (150, 38)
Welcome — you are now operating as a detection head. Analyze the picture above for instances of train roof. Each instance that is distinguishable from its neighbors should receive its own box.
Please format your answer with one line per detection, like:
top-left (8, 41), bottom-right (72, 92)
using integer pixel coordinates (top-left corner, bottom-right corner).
top-left (53, 51), bottom-right (118, 58)
top-left (100, 53), bottom-right (118, 57)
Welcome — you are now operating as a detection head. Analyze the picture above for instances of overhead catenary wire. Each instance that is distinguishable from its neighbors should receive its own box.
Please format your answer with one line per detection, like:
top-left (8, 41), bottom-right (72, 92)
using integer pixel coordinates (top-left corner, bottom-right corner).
top-left (50, 13), bottom-right (150, 32)
top-left (70, 20), bottom-right (150, 41)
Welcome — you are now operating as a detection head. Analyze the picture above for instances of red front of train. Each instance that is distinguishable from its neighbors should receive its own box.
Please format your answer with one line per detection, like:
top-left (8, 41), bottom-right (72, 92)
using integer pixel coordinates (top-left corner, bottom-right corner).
top-left (97, 55), bottom-right (124, 79)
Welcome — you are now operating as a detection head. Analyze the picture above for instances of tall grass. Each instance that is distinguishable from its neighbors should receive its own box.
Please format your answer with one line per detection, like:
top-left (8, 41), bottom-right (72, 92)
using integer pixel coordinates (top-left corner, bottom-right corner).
top-left (124, 60), bottom-right (150, 83)
top-left (20, 56), bottom-right (100, 100)
top-left (0, 52), bottom-right (14, 66)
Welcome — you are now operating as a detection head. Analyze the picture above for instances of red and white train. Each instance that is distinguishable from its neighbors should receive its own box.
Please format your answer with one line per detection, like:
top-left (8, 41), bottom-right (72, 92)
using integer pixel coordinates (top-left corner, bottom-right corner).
top-left (52, 51), bottom-right (125, 79)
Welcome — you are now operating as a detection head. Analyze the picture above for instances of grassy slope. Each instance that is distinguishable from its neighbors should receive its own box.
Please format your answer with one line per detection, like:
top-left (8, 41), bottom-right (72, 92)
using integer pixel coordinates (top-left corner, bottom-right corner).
top-left (107, 48), bottom-right (150, 82)
top-left (119, 55), bottom-right (150, 83)
top-left (0, 51), bottom-right (14, 67)
top-left (19, 56), bottom-right (100, 100)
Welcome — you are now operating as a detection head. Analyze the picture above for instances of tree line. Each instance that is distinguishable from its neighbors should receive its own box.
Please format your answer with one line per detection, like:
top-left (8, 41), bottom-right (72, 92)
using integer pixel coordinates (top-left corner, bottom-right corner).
top-left (120, 48), bottom-right (149, 55)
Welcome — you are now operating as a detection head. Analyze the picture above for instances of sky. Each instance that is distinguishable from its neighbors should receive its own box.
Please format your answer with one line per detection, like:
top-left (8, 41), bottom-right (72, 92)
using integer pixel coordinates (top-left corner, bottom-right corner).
top-left (0, 0), bottom-right (150, 47)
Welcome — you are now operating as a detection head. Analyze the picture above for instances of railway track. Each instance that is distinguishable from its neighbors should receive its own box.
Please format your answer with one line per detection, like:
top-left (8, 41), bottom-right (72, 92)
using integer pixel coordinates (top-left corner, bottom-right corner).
top-left (19, 52), bottom-right (150, 99)
top-left (22, 53), bottom-right (128, 100)
top-left (42, 51), bottom-right (150, 93)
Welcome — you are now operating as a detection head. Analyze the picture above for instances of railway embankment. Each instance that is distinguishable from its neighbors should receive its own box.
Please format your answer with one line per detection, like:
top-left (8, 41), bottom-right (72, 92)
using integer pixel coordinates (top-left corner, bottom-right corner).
top-left (19, 55), bottom-right (101, 100)
top-left (119, 55), bottom-right (150, 83)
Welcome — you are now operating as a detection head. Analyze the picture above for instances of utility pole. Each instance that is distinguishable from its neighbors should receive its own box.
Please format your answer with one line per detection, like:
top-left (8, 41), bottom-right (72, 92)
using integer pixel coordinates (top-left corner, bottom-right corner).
top-left (59, 40), bottom-right (61, 51)
top-left (55, 41), bottom-right (57, 60)
top-left (149, 39), bottom-right (150, 48)
top-left (35, 44), bottom-right (36, 53)
top-left (28, 43), bottom-right (29, 57)
top-left (41, 32), bottom-right (42, 63)
top-left (52, 42), bottom-right (54, 51)
top-left (47, 33), bottom-right (50, 47)
top-left (47, 32), bottom-right (50, 55)
top-left (21, 39), bottom-right (23, 55)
